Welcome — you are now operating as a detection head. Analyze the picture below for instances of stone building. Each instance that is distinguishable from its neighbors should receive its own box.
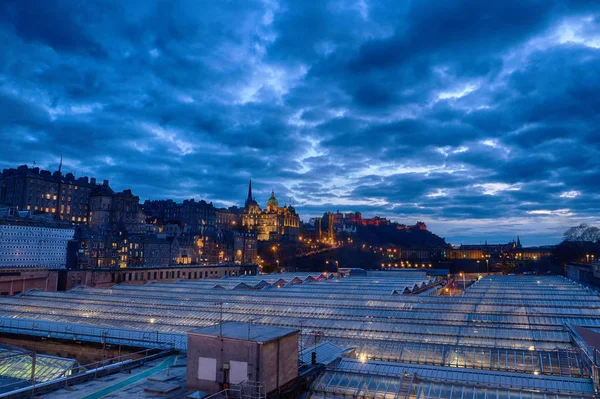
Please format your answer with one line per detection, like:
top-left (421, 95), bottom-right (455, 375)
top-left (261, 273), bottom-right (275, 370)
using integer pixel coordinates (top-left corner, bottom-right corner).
top-left (0, 164), bottom-right (99, 223)
top-left (241, 181), bottom-right (300, 241)
top-left (216, 206), bottom-right (242, 230)
top-left (88, 182), bottom-right (145, 233)
top-left (142, 199), bottom-right (181, 223)
top-left (143, 198), bottom-right (217, 233)
top-left (233, 231), bottom-right (258, 263)
top-left (72, 225), bottom-right (178, 269)
top-left (181, 199), bottom-right (216, 233)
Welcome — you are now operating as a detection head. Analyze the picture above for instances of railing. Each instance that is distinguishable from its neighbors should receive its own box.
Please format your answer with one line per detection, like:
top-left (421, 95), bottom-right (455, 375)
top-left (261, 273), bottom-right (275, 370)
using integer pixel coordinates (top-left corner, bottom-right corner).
top-left (0, 317), bottom-right (187, 351)
top-left (203, 389), bottom-right (241, 399)
top-left (565, 323), bottom-right (600, 394)
top-left (0, 348), bottom-right (175, 398)
top-left (202, 381), bottom-right (266, 399)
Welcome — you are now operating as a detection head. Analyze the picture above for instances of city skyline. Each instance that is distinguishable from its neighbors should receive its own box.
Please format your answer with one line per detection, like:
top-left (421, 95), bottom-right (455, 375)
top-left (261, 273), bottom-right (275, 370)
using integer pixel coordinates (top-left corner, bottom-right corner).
top-left (2, 1), bottom-right (600, 246)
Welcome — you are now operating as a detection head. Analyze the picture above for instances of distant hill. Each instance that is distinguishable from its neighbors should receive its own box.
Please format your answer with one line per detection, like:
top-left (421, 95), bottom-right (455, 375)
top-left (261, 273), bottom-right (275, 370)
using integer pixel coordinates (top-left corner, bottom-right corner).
top-left (352, 224), bottom-right (449, 248)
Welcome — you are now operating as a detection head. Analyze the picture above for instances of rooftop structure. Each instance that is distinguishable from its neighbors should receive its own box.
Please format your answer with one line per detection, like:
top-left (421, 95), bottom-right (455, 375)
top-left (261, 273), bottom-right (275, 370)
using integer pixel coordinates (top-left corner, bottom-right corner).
top-left (187, 322), bottom-right (298, 394)
top-left (0, 275), bottom-right (598, 398)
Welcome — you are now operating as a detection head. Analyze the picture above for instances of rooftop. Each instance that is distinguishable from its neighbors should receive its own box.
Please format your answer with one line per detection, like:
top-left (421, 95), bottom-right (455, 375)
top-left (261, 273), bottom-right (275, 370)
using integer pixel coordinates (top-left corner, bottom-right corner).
top-left (0, 274), bottom-right (598, 398)
top-left (190, 321), bottom-right (297, 343)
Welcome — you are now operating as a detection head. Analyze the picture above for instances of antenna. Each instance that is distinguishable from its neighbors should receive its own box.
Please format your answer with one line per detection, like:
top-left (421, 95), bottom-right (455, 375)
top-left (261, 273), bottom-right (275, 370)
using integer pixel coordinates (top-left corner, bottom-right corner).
top-left (219, 300), bottom-right (223, 338)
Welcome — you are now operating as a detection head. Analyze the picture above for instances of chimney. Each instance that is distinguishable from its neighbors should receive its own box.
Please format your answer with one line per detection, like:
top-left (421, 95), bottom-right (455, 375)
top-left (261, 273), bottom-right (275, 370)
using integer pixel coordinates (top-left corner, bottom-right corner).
top-left (90, 178), bottom-right (96, 185)
top-left (103, 179), bottom-right (109, 186)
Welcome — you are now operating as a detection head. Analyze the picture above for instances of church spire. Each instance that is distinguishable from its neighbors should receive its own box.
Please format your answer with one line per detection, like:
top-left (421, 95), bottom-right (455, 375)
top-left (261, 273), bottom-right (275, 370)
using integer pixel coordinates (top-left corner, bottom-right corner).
top-left (58, 154), bottom-right (63, 174)
top-left (245, 179), bottom-right (253, 207)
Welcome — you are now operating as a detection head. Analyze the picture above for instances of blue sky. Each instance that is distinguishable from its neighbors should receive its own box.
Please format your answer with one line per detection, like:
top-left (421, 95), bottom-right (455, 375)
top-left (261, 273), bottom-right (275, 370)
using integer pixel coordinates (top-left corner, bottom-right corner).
top-left (1, 0), bottom-right (600, 246)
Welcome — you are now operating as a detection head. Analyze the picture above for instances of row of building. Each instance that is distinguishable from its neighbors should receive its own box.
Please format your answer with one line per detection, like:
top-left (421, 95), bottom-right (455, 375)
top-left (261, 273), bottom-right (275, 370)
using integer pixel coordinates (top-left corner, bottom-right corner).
top-left (372, 239), bottom-right (554, 263)
top-left (0, 207), bottom-right (258, 269)
top-left (0, 166), bottom-right (302, 243)
top-left (314, 210), bottom-right (428, 230)
top-left (0, 166), bottom-right (305, 270)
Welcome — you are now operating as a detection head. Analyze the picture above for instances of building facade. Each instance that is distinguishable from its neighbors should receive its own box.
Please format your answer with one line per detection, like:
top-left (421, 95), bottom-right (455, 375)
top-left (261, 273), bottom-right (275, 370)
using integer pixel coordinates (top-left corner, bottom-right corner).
top-left (233, 231), bottom-right (258, 263)
top-left (88, 182), bottom-right (145, 233)
top-left (0, 207), bottom-right (75, 269)
top-left (216, 207), bottom-right (242, 230)
top-left (241, 181), bottom-right (300, 241)
top-left (0, 165), bottom-right (99, 223)
top-left (143, 198), bottom-right (217, 233)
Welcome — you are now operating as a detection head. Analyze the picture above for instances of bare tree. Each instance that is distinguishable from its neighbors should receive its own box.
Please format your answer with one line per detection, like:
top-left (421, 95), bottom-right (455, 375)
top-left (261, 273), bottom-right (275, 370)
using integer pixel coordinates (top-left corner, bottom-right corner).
top-left (563, 224), bottom-right (600, 242)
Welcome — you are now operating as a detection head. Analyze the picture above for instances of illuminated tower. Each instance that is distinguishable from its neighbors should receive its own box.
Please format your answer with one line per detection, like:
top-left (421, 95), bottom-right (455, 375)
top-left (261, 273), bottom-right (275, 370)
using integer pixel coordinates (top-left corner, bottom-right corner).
top-left (327, 212), bottom-right (335, 243)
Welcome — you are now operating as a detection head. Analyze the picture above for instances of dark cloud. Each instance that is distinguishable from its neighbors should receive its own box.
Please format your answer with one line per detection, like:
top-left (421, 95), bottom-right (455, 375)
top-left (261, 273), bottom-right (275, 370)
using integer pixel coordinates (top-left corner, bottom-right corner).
top-left (1, 0), bottom-right (600, 245)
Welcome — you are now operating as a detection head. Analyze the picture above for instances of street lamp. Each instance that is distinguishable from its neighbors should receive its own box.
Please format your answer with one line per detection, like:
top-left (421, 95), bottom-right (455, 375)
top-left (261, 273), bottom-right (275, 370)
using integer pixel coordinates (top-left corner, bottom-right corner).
top-left (459, 272), bottom-right (466, 294)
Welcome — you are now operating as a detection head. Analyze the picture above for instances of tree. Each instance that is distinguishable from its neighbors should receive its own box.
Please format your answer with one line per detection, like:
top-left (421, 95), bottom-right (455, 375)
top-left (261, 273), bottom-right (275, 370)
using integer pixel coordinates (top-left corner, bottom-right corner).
top-left (563, 224), bottom-right (600, 242)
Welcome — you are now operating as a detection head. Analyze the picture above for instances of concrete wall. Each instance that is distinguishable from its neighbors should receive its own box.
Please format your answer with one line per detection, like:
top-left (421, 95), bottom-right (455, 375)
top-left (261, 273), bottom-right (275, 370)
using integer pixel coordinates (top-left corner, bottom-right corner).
top-left (65, 265), bottom-right (257, 290)
top-left (0, 270), bottom-right (58, 295)
top-left (567, 263), bottom-right (599, 287)
top-left (0, 264), bottom-right (258, 295)
top-left (260, 333), bottom-right (298, 394)
top-left (186, 332), bottom-right (298, 395)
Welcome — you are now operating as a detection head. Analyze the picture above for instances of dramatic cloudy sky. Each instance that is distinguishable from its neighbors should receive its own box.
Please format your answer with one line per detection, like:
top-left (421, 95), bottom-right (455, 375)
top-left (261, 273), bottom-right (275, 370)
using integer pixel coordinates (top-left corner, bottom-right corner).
top-left (1, 0), bottom-right (600, 245)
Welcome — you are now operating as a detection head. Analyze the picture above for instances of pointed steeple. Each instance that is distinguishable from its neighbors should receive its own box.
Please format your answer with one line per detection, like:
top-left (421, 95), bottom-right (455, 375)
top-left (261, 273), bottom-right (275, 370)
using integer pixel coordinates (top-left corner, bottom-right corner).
top-left (245, 179), bottom-right (254, 208)
top-left (58, 155), bottom-right (63, 174)
top-left (517, 236), bottom-right (522, 248)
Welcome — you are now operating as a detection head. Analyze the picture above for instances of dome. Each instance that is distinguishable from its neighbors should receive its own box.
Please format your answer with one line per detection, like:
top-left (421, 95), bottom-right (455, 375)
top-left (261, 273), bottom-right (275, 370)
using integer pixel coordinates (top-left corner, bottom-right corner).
top-left (266, 190), bottom-right (279, 211)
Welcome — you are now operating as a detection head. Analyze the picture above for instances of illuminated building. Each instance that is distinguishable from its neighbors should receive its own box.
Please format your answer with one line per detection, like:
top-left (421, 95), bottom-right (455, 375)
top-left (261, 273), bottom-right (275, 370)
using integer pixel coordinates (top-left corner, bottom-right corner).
top-left (0, 164), bottom-right (100, 223)
top-left (241, 180), bottom-right (300, 241)
top-left (233, 231), bottom-right (258, 263)
top-left (327, 212), bottom-right (335, 242)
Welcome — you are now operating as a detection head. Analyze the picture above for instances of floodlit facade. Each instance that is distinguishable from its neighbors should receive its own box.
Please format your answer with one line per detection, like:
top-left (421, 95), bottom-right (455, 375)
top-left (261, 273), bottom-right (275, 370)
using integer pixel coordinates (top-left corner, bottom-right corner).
top-left (0, 274), bottom-right (599, 398)
top-left (242, 181), bottom-right (300, 241)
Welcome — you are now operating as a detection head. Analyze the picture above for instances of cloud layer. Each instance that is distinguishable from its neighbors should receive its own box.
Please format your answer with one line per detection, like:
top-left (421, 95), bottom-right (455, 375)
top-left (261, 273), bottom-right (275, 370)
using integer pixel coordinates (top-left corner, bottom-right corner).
top-left (1, 0), bottom-right (599, 245)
